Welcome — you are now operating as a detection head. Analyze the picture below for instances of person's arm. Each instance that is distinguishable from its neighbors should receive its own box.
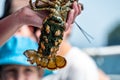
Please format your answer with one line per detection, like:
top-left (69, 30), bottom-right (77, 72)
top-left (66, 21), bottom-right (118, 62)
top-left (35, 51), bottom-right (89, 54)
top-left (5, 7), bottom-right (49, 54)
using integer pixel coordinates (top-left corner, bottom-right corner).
top-left (98, 69), bottom-right (110, 80)
top-left (0, 7), bottom-right (44, 46)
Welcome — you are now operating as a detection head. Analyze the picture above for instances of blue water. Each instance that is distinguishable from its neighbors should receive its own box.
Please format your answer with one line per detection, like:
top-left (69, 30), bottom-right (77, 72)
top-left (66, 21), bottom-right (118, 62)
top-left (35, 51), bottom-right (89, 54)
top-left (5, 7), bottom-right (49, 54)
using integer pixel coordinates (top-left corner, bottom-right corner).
top-left (92, 54), bottom-right (120, 74)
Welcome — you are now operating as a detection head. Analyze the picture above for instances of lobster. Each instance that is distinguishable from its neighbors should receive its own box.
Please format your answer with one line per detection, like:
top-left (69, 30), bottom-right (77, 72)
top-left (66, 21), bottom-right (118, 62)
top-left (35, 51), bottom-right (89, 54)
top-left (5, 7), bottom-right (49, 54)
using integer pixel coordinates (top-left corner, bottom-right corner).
top-left (24, 0), bottom-right (78, 70)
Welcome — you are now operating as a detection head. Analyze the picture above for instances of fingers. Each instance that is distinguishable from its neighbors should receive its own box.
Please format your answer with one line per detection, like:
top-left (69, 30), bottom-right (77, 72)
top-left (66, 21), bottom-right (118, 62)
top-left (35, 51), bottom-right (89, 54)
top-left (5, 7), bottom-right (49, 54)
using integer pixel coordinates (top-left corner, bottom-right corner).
top-left (18, 7), bottom-right (43, 28)
top-left (72, 1), bottom-right (83, 20)
top-left (78, 3), bottom-right (83, 14)
top-left (72, 1), bottom-right (79, 18)
top-left (29, 15), bottom-right (43, 27)
top-left (66, 1), bottom-right (83, 31)
top-left (66, 9), bottom-right (75, 31)
top-left (79, 3), bottom-right (84, 11)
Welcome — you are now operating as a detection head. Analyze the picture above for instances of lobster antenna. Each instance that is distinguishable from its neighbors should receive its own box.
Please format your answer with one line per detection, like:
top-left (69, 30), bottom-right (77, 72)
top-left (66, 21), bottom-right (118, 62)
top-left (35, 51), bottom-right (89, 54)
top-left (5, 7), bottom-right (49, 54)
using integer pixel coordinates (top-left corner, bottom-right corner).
top-left (74, 21), bottom-right (94, 43)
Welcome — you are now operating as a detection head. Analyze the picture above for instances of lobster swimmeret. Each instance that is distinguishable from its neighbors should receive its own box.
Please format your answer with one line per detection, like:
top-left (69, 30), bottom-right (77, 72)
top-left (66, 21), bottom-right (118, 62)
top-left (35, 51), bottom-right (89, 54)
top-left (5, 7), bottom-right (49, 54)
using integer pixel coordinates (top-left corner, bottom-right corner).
top-left (24, 0), bottom-right (77, 70)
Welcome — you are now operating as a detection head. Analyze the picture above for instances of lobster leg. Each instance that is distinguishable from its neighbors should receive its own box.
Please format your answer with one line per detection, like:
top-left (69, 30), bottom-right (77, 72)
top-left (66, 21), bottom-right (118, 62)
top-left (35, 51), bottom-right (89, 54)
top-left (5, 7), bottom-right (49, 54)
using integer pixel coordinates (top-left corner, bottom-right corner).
top-left (40, 0), bottom-right (58, 6)
top-left (24, 50), bottom-right (42, 65)
top-left (35, 0), bottom-right (57, 8)
top-left (29, 0), bottom-right (55, 9)
top-left (35, 0), bottom-right (50, 8)
top-left (61, 1), bottom-right (72, 9)
top-left (29, 0), bottom-right (34, 9)
top-left (35, 0), bottom-right (39, 7)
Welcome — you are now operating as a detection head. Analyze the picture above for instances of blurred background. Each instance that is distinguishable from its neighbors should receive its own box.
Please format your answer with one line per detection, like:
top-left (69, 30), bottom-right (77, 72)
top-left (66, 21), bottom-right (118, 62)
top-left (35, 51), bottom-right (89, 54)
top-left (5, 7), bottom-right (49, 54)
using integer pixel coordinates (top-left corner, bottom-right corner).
top-left (0, 0), bottom-right (120, 80)
top-left (69, 0), bottom-right (120, 48)
top-left (69, 0), bottom-right (120, 80)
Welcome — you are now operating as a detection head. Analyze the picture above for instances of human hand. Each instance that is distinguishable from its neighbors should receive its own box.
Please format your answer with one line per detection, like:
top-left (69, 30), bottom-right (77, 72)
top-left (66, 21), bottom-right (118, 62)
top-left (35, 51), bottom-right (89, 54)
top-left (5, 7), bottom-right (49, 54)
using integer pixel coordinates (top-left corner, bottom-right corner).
top-left (66, 1), bottom-right (83, 30)
top-left (16, 6), bottom-right (47, 28)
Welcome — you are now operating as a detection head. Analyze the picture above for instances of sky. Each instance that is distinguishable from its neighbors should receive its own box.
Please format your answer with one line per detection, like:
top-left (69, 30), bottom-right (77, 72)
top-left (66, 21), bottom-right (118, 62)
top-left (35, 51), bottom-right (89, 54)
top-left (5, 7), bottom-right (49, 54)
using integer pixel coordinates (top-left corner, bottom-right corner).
top-left (69, 0), bottom-right (120, 48)
top-left (0, 0), bottom-right (120, 48)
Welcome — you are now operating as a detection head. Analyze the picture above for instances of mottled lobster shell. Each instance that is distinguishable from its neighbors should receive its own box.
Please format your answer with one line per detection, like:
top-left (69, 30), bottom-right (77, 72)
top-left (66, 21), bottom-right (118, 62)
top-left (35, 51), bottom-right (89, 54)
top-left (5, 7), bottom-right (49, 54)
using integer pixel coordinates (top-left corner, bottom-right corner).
top-left (24, 0), bottom-right (77, 70)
